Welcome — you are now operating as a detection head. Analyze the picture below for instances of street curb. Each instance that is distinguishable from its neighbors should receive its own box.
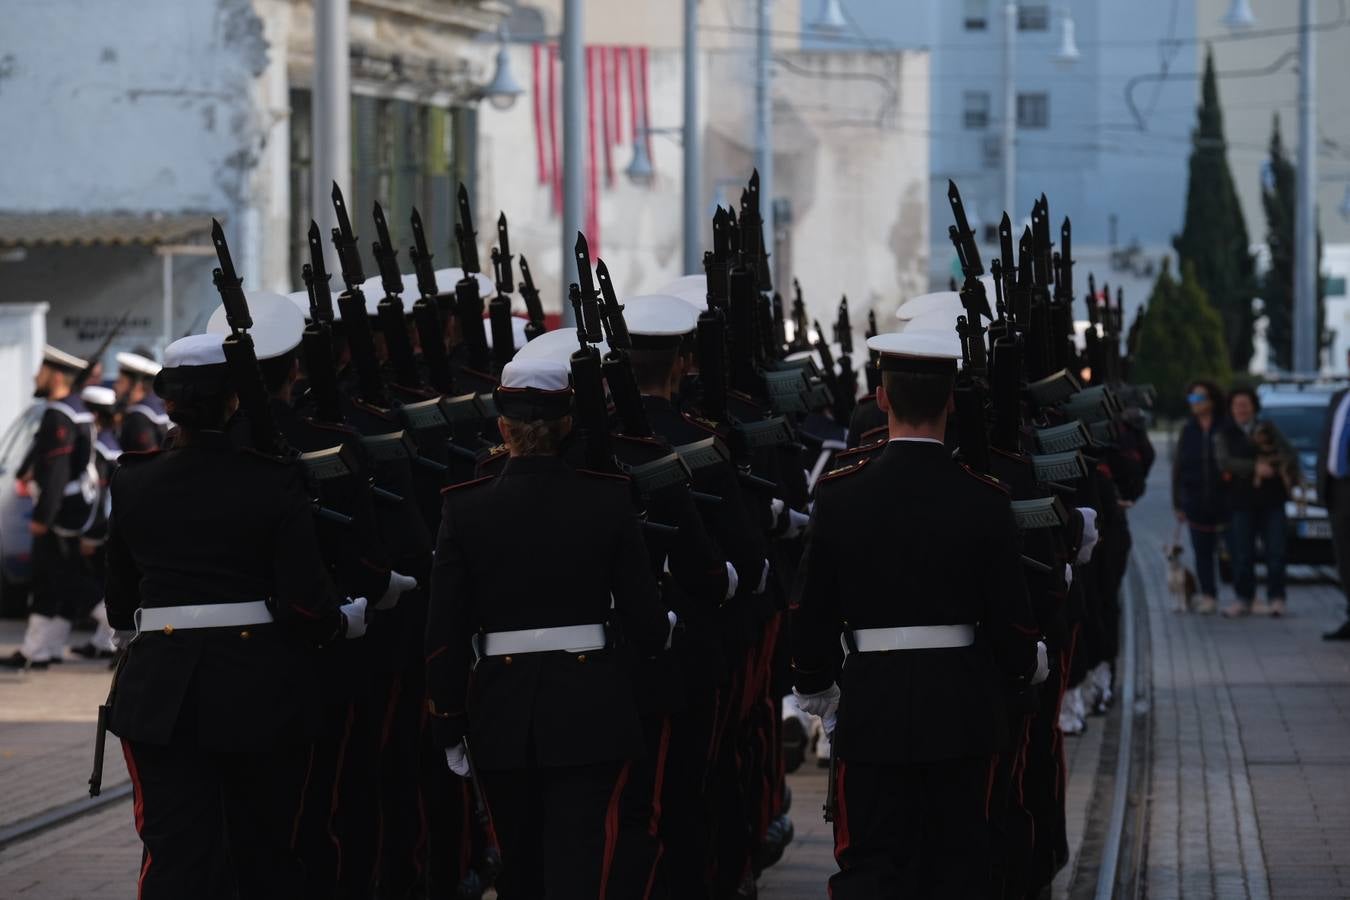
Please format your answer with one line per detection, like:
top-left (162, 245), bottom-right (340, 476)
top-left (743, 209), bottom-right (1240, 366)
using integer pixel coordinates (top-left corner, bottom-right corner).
top-left (0, 782), bottom-right (131, 851)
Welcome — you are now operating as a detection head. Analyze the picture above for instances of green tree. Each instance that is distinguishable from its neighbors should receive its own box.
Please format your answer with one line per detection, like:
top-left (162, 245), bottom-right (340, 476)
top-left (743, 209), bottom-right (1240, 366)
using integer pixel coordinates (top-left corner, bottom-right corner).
top-left (1173, 47), bottom-right (1257, 372)
top-left (1133, 258), bottom-right (1232, 418)
top-left (1260, 113), bottom-right (1326, 371)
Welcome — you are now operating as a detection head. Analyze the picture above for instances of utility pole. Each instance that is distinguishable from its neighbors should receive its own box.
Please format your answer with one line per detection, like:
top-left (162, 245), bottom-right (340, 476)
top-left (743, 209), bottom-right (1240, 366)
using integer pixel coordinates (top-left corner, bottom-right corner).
top-left (683, 0), bottom-right (701, 274)
top-left (755, 0), bottom-right (775, 261)
top-left (1294, 0), bottom-right (1318, 373)
top-left (1002, 1), bottom-right (1017, 219)
top-left (312, 0), bottom-right (351, 245)
top-left (561, 0), bottom-right (585, 324)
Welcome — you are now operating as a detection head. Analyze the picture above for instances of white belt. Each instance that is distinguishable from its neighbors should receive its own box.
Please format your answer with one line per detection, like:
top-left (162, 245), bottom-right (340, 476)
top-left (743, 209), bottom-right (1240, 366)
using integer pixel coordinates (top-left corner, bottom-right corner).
top-left (136, 601), bottom-right (273, 633)
top-left (480, 624), bottom-right (607, 656)
top-left (851, 624), bottom-right (976, 653)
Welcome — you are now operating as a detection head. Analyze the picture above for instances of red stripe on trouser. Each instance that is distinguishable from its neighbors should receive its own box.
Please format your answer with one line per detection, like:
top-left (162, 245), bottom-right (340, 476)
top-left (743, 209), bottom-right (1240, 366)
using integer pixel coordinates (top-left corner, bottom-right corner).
top-left (372, 676), bottom-right (403, 872)
top-left (648, 717), bottom-right (672, 837)
top-left (985, 753), bottom-right (999, 820)
top-left (599, 761), bottom-right (632, 899)
top-left (832, 759), bottom-right (850, 860)
top-left (292, 744), bottom-right (316, 850)
top-left (121, 740), bottom-right (153, 899)
top-left (458, 780), bottom-right (472, 876)
top-left (328, 703), bottom-right (356, 881)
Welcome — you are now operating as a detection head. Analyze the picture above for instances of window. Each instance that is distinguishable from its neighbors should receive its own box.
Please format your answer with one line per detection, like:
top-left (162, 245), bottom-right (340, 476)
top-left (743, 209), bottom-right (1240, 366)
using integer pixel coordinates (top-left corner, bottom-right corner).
top-left (1018, 3), bottom-right (1050, 31)
top-left (963, 0), bottom-right (988, 30)
top-left (963, 91), bottom-right (991, 129)
top-left (1017, 92), bottom-right (1049, 129)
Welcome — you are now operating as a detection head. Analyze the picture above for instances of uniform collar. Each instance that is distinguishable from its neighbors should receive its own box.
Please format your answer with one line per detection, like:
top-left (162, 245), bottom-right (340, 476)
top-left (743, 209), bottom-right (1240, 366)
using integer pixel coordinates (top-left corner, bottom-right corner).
top-left (501, 454), bottom-right (572, 476)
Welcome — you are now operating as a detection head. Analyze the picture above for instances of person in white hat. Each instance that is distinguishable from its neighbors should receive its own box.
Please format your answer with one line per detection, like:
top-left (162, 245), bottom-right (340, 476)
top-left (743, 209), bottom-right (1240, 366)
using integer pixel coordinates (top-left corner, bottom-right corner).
top-left (426, 357), bottom-right (672, 899)
top-left (2, 346), bottom-right (99, 671)
top-left (68, 385), bottom-right (122, 662)
top-left (791, 329), bottom-right (1045, 899)
top-left (101, 331), bottom-right (368, 899)
top-left (115, 350), bottom-right (167, 452)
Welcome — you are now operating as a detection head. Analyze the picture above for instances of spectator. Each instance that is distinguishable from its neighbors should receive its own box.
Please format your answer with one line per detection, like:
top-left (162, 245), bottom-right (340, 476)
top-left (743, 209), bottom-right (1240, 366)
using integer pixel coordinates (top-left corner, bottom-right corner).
top-left (1172, 380), bottom-right (1230, 614)
top-left (1217, 387), bottom-right (1297, 618)
top-left (1317, 384), bottom-right (1350, 640)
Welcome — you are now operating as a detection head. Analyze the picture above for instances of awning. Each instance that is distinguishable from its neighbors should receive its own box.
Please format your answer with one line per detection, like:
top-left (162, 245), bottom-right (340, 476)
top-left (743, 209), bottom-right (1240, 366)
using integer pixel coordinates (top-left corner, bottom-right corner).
top-left (0, 211), bottom-right (216, 248)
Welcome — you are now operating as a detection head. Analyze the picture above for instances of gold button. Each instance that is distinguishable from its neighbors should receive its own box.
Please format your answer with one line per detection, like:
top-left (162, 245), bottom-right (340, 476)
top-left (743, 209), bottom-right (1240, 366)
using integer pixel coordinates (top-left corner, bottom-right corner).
top-left (239, 630), bottom-right (251, 640)
top-left (162, 625), bottom-right (174, 635)
top-left (577, 654), bottom-right (587, 663)
top-left (503, 656), bottom-right (513, 665)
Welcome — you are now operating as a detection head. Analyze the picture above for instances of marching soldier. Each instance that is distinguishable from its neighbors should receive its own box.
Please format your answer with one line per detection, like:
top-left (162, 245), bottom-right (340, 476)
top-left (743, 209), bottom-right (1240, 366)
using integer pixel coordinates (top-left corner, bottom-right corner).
top-left (2, 346), bottom-right (100, 671)
top-left (104, 332), bottom-right (369, 899)
top-left (114, 350), bottom-right (168, 452)
top-left (425, 357), bottom-right (673, 898)
top-left (70, 384), bottom-right (121, 661)
top-left (791, 330), bottom-right (1047, 899)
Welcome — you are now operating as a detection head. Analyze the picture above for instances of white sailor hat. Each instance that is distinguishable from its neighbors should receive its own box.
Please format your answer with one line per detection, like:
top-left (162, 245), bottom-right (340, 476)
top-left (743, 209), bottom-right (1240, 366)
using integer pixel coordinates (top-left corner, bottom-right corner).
top-left (43, 345), bottom-right (88, 374)
top-left (624, 294), bottom-right (700, 349)
top-left (205, 290), bottom-right (306, 361)
top-left (895, 291), bottom-right (963, 323)
top-left (115, 351), bottom-right (161, 378)
top-left (434, 268), bottom-right (496, 300)
top-left (81, 385), bottom-right (117, 409)
top-left (493, 358), bottom-right (573, 420)
top-left (484, 315), bottom-right (529, 350)
top-left (512, 327), bottom-right (607, 366)
top-left (866, 329), bottom-right (962, 374)
top-left (356, 272), bottom-right (424, 317)
top-left (903, 310), bottom-right (963, 334)
top-left (153, 333), bottom-right (231, 400)
top-left (655, 274), bottom-right (709, 311)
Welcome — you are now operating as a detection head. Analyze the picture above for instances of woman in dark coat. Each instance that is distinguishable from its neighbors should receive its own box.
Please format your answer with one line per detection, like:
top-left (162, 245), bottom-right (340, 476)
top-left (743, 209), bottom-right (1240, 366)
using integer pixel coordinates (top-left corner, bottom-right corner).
top-left (1171, 380), bottom-right (1234, 613)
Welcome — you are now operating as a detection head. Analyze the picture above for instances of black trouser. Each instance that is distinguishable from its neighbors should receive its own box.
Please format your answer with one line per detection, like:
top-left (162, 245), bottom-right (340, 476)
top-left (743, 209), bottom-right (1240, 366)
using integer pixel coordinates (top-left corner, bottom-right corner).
top-left (479, 760), bottom-right (628, 900)
top-left (121, 735), bottom-right (311, 899)
top-left (30, 530), bottom-right (94, 618)
top-left (828, 756), bottom-right (992, 900)
top-left (1331, 482), bottom-right (1350, 617)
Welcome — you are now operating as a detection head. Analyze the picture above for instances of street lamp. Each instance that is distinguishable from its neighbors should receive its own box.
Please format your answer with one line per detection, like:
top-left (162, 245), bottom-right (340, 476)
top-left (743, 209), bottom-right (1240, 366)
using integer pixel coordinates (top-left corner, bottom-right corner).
top-left (810, 0), bottom-right (849, 32)
top-left (480, 34), bottom-right (525, 111)
top-left (625, 126), bottom-right (683, 188)
top-left (1222, 0), bottom-right (1258, 30)
top-left (1055, 8), bottom-right (1081, 66)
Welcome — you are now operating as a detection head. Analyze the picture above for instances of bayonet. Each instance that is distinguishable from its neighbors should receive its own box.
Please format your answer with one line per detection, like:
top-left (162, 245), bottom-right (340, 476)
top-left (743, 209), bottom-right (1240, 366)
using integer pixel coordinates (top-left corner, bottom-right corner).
top-left (947, 180), bottom-right (984, 276)
top-left (595, 258), bottom-right (631, 351)
top-left (454, 183), bottom-right (480, 274)
top-left (409, 207), bottom-right (439, 300)
top-left (574, 233), bottom-right (603, 344)
top-left (518, 255), bottom-right (546, 338)
top-left (330, 182), bottom-right (366, 289)
top-left (305, 221), bottom-right (335, 323)
top-left (491, 212), bottom-right (515, 295)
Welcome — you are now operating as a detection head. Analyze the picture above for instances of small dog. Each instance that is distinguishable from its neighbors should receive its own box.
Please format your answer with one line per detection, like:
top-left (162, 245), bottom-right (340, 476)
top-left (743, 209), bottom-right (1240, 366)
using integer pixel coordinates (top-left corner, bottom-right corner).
top-left (1165, 543), bottom-right (1198, 613)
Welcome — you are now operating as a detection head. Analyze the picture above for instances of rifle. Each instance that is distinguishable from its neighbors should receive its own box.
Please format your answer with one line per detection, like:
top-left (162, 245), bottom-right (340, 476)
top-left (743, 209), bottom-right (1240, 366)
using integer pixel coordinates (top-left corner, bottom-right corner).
top-left (452, 185), bottom-right (491, 373)
top-left (89, 649), bottom-right (128, 796)
top-left (409, 208), bottom-right (456, 395)
top-left (705, 207), bottom-right (733, 312)
top-left (301, 220), bottom-right (344, 423)
top-left (372, 202), bottom-right (423, 389)
top-left (454, 184), bottom-right (480, 275)
top-left (790, 279), bottom-right (810, 351)
top-left (74, 310), bottom-right (132, 391)
top-left (568, 277), bottom-right (612, 471)
top-left (741, 169), bottom-right (773, 292)
top-left (486, 213), bottom-right (518, 375)
top-left (330, 183), bottom-right (387, 404)
top-left (863, 309), bottom-right (880, 393)
top-left (491, 212), bottom-right (515, 296)
top-left (726, 266), bottom-right (761, 395)
top-left (823, 739), bottom-right (838, 823)
top-left (211, 219), bottom-right (284, 456)
top-left (458, 736), bottom-right (502, 895)
top-left (833, 296), bottom-right (854, 355)
top-left (595, 258), bottom-right (651, 438)
top-left (771, 292), bottom-right (788, 358)
top-left (947, 181), bottom-right (992, 373)
top-left (518, 255), bottom-right (547, 341)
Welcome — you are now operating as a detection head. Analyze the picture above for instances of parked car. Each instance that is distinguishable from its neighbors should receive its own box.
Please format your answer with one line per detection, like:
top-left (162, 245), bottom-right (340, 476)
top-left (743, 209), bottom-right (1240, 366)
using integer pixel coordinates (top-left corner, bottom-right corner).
top-left (0, 401), bottom-right (42, 618)
top-left (1256, 382), bottom-right (1345, 565)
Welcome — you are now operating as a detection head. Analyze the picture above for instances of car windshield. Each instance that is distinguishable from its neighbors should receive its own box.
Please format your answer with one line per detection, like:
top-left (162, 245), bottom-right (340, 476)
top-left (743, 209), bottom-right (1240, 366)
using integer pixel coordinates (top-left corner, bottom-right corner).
top-left (1261, 402), bottom-right (1331, 453)
top-left (0, 403), bottom-right (46, 475)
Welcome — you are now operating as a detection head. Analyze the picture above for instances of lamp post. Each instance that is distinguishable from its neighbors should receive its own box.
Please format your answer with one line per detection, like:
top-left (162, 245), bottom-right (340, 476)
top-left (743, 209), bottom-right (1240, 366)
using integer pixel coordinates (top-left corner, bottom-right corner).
top-left (1294, 0), bottom-right (1318, 373)
top-left (682, 0), bottom-right (701, 274)
top-left (560, 0), bottom-right (584, 324)
top-left (1002, 2), bottom-right (1016, 220)
top-left (313, 0), bottom-right (351, 244)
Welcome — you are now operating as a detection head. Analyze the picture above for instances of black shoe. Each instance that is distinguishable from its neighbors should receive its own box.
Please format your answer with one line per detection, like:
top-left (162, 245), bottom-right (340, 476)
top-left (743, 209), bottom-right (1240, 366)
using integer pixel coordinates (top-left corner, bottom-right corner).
top-left (1323, 621), bottom-right (1350, 641)
top-left (0, 651), bottom-right (49, 671)
top-left (71, 643), bottom-right (115, 661)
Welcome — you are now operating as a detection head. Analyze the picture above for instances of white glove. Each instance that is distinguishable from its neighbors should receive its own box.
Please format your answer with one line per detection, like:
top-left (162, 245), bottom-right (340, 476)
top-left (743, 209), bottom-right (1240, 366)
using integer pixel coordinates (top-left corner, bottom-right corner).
top-left (376, 571), bottom-right (418, 611)
top-left (1031, 640), bottom-right (1050, 685)
top-left (771, 498), bottom-right (810, 540)
top-left (665, 611), bottom-right (679, 650)
top-left (822, 709), bottom-right (838, 738)
top-left (754, 559), bottom-right (771, 594)
top-left (1076, 507), bottom-right (1099, 564)
top-left (793, 682), bottom-right (841, 726)
top-left (724, 562), bottom-right (740, 601)
top-left (341, 597), bottom-right (369, 640)
top-left (445, 742), bottom-right (470, 777)
top-left (1064, 563), bottom-right (1074, 589)
top-left (113, 629), bottom-right (136, 650)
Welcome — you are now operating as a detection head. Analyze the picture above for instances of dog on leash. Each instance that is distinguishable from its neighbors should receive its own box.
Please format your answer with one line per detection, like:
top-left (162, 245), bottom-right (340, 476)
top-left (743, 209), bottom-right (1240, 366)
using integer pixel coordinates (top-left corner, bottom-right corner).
top-left (1165, 543), bottom-right (1198, 613)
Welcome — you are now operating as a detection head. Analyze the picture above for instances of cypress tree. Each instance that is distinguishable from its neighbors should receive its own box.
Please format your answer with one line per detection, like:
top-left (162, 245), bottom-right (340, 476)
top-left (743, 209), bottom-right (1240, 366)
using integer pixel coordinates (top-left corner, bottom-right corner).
top-left (1133, 258), bottom-right (1232, 418)
top-left (1261, 113), bottom-right (1326, 371)
top-left (1173, 47), bottom-right (1257, 372)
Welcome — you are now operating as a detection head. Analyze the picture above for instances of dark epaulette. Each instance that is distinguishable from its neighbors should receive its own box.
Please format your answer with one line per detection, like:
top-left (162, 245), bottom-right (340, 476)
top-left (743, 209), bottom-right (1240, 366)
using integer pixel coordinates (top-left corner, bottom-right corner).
top-left (991, 446), bottom-right (1030, 465)
top-left (859, 424), bottom-right (888, 444)
top-left (240, 447), bottom-right (295, 466)
top-left (304, 418), bottom-right (360, 438)
top-left (116, 448), bottom-right (161, 464)
top-left (577, 467), bottom-right (631, 483)
top-left (961, 464), bottom-right (1011, 495)
top-left (440, 474), bottom-right (494, 495)
top-left (613, 433), bottom-right (666, 449)
top-left (818, 455), bottom-right (870, 485)
top-left (350, 398), bottom-right (395, 421)
top-left (681, 412), bottom-right (723, 436)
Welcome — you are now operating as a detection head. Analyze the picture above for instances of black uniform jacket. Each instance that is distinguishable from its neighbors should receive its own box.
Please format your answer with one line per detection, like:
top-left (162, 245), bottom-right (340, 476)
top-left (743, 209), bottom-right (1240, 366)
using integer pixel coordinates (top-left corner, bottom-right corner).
top-left (105, 431), bottom-right (341, 751)
top-left (425, 454), bottom-right (669, 770)
top-left (119, 396), bottom-right (169, 453)
top-left (791, 439), bottom-right (1040, 764)
top-left (30, 396), bottom-right (95, 533)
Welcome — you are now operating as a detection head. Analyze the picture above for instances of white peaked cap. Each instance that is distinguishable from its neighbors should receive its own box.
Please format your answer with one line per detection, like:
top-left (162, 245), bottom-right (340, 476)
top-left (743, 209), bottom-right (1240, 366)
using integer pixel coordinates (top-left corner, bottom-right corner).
top-left (163, 333), bottom-right (227, 369)
top-left (866, 329), bottom-right (963, 372)
top-left (902, 310), bottom-right (964, 333)
top-left (895, 290), bottom-right (963, 322)
top-left (512, 327), bottom-right (608, 365)
top-left (433, 268), bottom-right (496, 299)
top-left (484, 315), bottom-right (529, 350)
top-left (624, 294), bottom-right (700, 343)
top-left (499, 358), bottom-right (571, 392)
top-left (356, 272), bottom-right (426, 316)
top-left (115, 352), bottom-right (161, 377)
top-left (43, 345), bottom-right (88, 372)
top-left (206, 290), bottom-right (306, 361)
top-left (655, 274), bottom-right (709, 311)
top-left (81, 385), bottom-right (117, 408)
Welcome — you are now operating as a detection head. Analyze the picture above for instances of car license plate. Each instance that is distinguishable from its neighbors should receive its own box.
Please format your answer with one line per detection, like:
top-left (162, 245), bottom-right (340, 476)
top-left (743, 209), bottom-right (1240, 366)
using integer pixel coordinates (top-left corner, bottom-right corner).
top-left (1298, 520), bottom-right (1333, 539)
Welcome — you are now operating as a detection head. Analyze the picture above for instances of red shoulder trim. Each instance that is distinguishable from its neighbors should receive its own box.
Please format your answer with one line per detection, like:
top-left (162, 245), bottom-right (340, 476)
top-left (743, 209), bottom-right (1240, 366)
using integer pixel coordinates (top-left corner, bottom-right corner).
top-left (991, 447), bottom-right (1030, 465)
top-left (961, 464), bottom-right (1011, 495)
top-left (350, 399), bottom-right (395, 421)
top-left (819, 455), bottom-right (870, 484)
top-left (860, 424), bottom-right (889, 442)
top-left (303, 419), bottom-right (359, 437)
top-left (680, 412), bottom-right (722, 435)
top-left (117, 448), bottom-right (162, 463)
top-left (440, 475), bottom-right (494, 495)
top-left (613, 434), bottom-right (666, 449)
top-left (577, 467), bottom-right (631, 483)
top-left (834, 439), bottom-right (885, 463)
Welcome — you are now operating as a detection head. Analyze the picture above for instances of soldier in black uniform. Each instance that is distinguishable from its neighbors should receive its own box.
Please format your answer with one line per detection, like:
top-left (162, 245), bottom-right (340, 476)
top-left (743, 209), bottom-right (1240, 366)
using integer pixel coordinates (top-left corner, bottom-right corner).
top-left (104, 332), bottom-right (370, 899)
top-left (3, 346), bottom-right (100, 671)
top-left (70, 384), bottom-right (122, 661)
top-left (791, 330), bottom-right (1047, 899)
top-left (425, 357), bottom-right (672, 899)
top-left (114, 350), bottom-right (169, 452)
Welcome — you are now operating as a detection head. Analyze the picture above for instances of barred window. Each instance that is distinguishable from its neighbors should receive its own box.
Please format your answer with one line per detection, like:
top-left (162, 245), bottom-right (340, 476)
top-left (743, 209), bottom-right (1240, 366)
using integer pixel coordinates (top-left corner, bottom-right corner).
top-left (1018, 3), bottom-right (1050, 31)
top-left (963, 91), bottom-right (991, 129)
top-left (1017, 92), bottom-right (1050, 129)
